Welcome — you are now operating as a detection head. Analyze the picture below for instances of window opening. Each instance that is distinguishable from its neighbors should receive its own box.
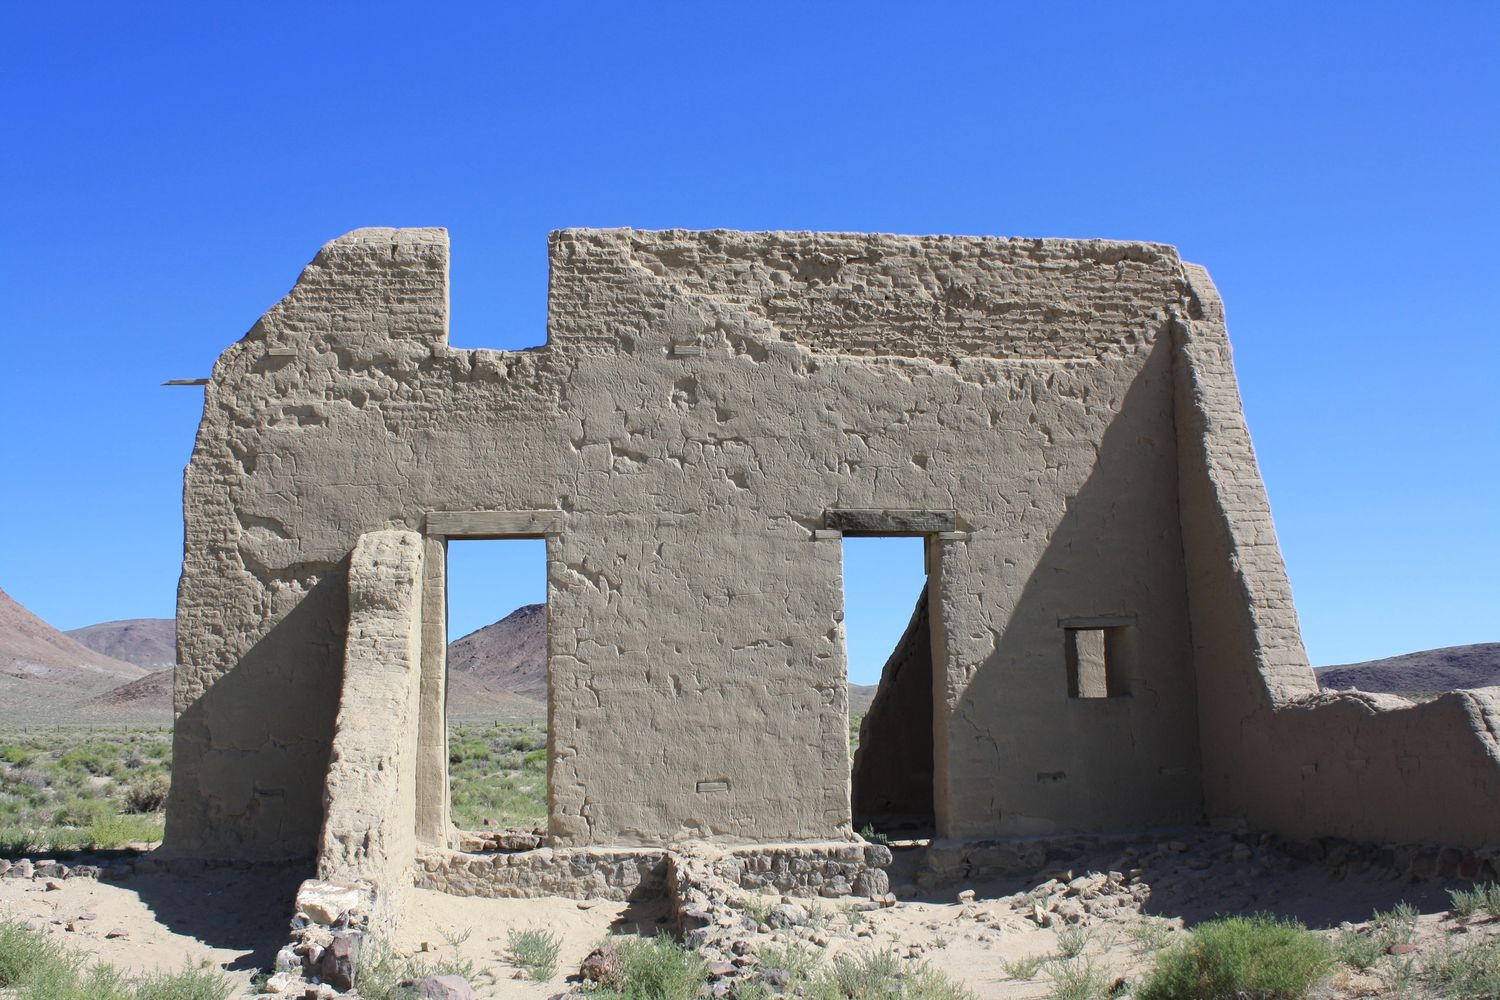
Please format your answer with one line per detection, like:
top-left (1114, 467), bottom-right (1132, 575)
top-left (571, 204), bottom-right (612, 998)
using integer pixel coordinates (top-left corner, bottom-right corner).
top-left (1065, 625), bottom-right (1130, 698)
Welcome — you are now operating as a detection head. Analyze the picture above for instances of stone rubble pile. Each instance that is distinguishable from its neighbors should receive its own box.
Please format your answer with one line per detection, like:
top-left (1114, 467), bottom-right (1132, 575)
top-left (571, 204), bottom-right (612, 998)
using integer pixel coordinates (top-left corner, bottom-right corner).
top-left (665, 843), bottom-right (896, 997)
top-left (0, 857), bottom-right (102, 881)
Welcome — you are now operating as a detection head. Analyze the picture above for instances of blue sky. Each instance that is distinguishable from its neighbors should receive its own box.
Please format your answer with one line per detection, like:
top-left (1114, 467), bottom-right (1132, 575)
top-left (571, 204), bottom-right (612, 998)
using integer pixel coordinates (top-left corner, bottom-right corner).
top-left (1, 2), bottom-right (1495, 682)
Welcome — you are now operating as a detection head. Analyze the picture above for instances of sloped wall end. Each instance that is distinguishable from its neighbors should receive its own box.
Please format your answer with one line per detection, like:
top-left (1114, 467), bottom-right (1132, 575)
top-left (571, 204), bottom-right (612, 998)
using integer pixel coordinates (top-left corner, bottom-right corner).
top-left (1174, 261), bottom-right (1500, 847)
top-left (316, 529), bottom-right (425, 923)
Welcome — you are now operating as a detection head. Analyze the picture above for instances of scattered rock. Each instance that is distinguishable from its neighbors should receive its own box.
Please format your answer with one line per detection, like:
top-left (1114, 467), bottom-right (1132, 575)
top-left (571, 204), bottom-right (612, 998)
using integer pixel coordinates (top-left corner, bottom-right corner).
top-left (1389, 942), bottom-right (1420, 955)
top-left (43, 880), bottom-right (62, 891)
top-left (957, 889), bottom-right (976, 903)
top-left (760, 967), bottom-right (791, 991)
top-left (105, 928), bottom-right (129, 939)
top-left (317, 933), bottom-right (360, 991)
top-left (295, 880), bottom-right (367, 927)
top-left (767, 903), bottom-right (807, 929)
top-left (580, 944), bottom-right (623, 986)
top-left (263, 972), bottom-right (294, 993)
top-left (403, 975), bottom-right (477, 1000)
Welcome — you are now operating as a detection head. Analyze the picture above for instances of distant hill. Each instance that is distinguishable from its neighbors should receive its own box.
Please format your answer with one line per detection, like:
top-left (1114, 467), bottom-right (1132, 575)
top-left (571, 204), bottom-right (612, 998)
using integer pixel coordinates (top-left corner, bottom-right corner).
top-left (0, 586), bottom-right (150, 724)
top-left (849, 684), bottom-right (877, 715)
top-left (66, 618), bottom-right (176, 670)
top-left (447, 604), bottom-right (548, 701)
top-left (87, 667), bottom-right (173, 710)
top-left (1317, 643), bottom-right (1500, 697)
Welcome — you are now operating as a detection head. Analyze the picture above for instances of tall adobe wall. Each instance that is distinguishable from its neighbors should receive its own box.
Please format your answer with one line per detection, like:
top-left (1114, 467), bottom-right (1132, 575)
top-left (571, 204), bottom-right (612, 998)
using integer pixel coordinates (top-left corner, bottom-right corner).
top-left (165, 227), bottom-right (1500, 863)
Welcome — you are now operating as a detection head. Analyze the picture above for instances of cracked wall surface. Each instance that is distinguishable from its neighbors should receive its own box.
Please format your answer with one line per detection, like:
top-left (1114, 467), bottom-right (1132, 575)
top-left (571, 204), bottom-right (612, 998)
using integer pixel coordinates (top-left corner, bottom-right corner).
top-left (166, 226), bottom-right (1500, 861)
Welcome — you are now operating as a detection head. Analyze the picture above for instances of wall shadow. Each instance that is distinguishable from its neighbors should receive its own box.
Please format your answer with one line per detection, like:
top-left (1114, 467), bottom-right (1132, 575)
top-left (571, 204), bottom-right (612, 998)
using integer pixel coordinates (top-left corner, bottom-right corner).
top-left (945, 334), bottom-right (1202, 837)
top-left (166, 563), bottom-right (347, 863)
top-left (852, 586), bottom-right (934, 833)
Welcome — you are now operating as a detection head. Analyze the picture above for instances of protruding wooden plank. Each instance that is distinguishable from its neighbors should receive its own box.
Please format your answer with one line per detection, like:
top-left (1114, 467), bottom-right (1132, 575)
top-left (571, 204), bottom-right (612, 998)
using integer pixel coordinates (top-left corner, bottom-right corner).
top-left (824, 508), bottom-right (957, 534)
top-left (425, 509), bottom-right (565, 537)
top-left (162, 378), bottom-right (209, 386)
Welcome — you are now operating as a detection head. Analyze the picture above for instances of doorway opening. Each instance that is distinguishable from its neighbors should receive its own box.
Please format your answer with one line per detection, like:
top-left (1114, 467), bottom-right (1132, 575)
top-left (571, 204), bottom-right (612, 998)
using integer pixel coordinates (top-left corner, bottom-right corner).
top-left (843, 535), bottom-right (936, 836)
top-left (444, 538), bottom-right (548, 848)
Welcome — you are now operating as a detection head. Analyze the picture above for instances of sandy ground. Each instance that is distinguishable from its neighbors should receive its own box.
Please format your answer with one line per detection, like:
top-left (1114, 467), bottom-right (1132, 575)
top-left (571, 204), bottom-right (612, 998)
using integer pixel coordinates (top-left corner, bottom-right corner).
top-left (0, 841), bottom-right (1488, 998)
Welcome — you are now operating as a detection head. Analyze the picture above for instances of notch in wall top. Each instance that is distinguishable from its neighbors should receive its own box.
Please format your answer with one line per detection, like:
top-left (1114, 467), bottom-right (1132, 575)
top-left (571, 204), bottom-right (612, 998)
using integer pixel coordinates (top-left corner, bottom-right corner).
top-left (696, 779), bottom-right (730, 793)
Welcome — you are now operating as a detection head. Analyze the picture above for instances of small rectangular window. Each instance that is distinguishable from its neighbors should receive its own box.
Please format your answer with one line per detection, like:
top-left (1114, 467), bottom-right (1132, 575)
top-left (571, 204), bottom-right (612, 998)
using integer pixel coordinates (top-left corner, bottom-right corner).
top-left (1065, 626), bottom-right (1130, 698)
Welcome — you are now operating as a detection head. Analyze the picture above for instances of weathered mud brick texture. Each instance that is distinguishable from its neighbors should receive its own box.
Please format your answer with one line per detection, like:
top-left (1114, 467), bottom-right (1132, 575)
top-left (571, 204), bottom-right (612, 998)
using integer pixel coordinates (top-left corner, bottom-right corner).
top-left (166, 229), bottom-right (1500, 893)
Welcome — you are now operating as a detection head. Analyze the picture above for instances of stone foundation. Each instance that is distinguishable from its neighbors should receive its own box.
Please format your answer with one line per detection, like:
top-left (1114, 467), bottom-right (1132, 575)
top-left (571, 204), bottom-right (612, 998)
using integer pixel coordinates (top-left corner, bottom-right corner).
top-left (413, 840), bottom-right (892, 903)
top-left (415, 846), bottom-right (667, 901)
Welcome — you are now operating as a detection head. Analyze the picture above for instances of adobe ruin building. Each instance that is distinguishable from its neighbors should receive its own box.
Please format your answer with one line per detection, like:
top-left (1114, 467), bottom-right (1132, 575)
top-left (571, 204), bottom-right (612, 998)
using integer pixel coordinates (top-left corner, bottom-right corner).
top-left (166, 228), bottom-right (1500, 920)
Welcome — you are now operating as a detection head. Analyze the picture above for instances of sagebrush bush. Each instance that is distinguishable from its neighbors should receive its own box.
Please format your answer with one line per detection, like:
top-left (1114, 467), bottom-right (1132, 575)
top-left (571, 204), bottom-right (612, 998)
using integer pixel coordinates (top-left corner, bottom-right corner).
top-left (1136, 914), bottom-right (1333, 1000)
top-left (124, 774), bottom-right (170, 813)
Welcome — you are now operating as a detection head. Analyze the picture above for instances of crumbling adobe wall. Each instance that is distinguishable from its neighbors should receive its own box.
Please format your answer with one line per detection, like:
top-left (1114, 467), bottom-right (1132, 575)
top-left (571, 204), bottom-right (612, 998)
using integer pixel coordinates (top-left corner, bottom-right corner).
top-left (1174, 264), bottom-right (1500, 847)
top-left (167, 225), bottom-right (1500, 864)
top-left (167, 228), bottom-right (1206, 858)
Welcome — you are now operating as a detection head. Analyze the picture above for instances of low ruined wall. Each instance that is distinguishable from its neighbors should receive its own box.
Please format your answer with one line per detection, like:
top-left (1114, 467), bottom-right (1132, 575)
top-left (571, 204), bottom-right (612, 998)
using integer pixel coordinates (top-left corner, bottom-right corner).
top-left (1174, 264), bottom-right (1500, 848)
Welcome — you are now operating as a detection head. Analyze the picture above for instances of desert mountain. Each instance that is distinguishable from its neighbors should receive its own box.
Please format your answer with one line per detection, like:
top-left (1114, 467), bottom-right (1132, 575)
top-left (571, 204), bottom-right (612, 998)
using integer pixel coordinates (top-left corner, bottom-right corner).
top-left (0, 586), bottom-right (145, 686)
top-left (0, 586), bottom-right (149, 723)
top-left (1316, 643), bottom-right (1500, 697)
top-left (66, 617), bottom-right (176, 670)
top-left (447, 604), bottom-right (548, 701)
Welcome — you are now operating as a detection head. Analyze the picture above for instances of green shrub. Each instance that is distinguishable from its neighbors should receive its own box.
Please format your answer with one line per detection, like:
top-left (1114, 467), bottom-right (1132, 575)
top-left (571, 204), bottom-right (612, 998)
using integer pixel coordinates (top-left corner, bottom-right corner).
top-left (1000, 953), bottom-right (1047, 980)
top-left (355, 938), bottom-right (475, 1000)
top-left (1055, 924), bottom-right (1092, 959)
top-left (756, 941), bottom-right (819, 984)
top-left (1128, 919), bottom-right (1175, 955)
top-left (1136, 914), bottom-right (1334, 1000)
top-left (0, 745), bottom-right (35, 766)
top-left (1372, 901), bottom-right (1419, 946)
top-left (1332, 927), bottom-right (1385, 972)
top-left (85, 812), bottom-right (163, 848)
top-left (1422, 937), bottom-right (1500, 1000)
top-left (903, 964), bottom-right (979, 1000)
top-left (506, 927), bottom-right (561, 981)
top-left (0, 919), bottom-right (72, 986)
top-left (0, 920), bottom-right (229, 1000)
top-left (591, 935), bottom-right (708, 1000)
top-left (1049, 957), bottom-right (1114, 1000)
